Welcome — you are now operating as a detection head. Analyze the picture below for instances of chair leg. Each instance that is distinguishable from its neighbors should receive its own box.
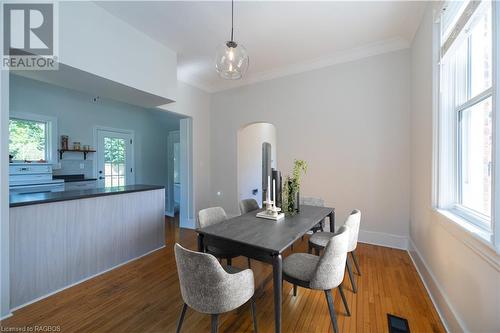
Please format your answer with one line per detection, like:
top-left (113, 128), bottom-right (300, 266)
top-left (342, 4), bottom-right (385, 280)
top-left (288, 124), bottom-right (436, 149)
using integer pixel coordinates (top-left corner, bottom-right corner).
top-left (247, 257), bottom-right (252, 269)
top-left (346, 259), bottom-right (357, 293)
top-left (351, 251), bottom-right (361, 275)
top-left (338, 284), bottom-right (350, 316)
top-left (250, 297), bottom-right (258, 333)
top-left (324, 290), bottom-right (339, 333)
top-left (308, 243), bottom-right (312, 254)
top-left (176, 303), bottom-right (188, 333)
top-left (293, 284), bottom-right (297, 297)
top-left (227, 258), bottom-right (232, 266)
top-left (211, 314), bottom-right (219, 333)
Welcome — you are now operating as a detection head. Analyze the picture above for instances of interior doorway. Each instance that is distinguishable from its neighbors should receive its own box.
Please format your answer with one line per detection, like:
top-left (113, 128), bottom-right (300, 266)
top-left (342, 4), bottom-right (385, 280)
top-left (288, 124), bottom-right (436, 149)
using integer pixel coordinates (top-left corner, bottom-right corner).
top-left (164, 117), bottom-right (194, 229)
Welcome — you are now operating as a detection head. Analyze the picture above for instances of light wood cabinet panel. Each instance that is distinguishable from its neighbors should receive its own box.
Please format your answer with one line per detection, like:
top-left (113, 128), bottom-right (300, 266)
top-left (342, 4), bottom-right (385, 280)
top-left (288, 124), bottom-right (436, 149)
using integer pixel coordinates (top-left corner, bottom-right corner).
top-left (10, 189), bottom-right (165, 308)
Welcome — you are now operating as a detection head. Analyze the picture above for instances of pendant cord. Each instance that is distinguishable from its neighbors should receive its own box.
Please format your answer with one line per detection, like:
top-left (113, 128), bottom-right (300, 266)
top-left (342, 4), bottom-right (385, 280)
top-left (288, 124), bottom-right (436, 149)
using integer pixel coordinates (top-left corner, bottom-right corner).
top-left (231, 0), bottom-right (234, 42)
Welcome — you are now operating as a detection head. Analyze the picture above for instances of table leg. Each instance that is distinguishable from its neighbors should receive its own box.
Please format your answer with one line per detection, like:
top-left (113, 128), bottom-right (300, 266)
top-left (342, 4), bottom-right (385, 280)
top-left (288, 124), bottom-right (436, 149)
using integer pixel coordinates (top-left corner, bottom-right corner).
top-left (197, 234), bottom-right (204, 252)
top-left (272, 254), bottom-right (282, 333)
top-left (329, 210), bottom-right (335, 232)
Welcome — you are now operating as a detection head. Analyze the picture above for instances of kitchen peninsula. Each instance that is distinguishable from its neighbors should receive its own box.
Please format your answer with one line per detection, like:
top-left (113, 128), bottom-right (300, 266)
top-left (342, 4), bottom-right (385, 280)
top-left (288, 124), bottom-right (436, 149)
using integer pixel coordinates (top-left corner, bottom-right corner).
top-left (9, 185), bottom-right (165, 308)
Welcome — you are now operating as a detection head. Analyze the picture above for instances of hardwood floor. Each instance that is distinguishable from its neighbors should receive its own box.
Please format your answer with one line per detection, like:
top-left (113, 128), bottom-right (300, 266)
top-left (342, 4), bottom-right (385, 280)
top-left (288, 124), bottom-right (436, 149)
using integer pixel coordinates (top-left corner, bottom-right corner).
top-left (1, 217), bottom-right (445, 333)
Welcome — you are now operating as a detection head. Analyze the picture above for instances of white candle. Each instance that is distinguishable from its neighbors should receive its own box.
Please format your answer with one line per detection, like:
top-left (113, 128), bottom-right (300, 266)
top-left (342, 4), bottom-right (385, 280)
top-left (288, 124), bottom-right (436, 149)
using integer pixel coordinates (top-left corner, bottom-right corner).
top-left (267, 176), bottom-right (271, 202)
top-left (273, 179), bottom-right (276, 204)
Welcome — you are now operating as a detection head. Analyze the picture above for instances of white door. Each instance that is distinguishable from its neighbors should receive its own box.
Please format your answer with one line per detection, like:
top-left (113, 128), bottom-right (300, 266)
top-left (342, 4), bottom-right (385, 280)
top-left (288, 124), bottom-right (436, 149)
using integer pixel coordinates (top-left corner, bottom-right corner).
top-left (96, 128), bottom-right (134, 188)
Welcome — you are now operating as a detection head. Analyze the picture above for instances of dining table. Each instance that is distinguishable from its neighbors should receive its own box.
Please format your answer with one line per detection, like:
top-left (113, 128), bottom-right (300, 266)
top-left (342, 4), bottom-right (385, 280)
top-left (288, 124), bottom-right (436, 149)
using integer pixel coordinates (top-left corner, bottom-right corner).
top-left (196, 204), bottom-right (335, 333)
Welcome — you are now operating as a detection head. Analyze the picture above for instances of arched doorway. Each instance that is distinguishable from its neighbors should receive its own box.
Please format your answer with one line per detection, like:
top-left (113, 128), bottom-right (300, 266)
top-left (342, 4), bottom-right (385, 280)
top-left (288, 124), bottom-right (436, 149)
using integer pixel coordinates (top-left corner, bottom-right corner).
top-left (237, 122), bottom-right (277, 207)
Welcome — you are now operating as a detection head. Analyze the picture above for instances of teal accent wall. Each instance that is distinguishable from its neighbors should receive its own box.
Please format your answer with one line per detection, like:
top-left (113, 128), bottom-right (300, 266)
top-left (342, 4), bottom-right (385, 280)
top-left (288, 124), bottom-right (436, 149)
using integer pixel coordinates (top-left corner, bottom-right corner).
top-left (9, 74), bottom-right (181, 200)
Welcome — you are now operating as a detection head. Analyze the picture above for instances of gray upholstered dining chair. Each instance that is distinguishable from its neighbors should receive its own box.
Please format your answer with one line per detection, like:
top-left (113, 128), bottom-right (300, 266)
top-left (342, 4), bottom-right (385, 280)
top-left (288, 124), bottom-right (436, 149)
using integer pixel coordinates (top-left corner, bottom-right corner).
top-left (198, 207), bottom-right (251, 268)
top-left (300, 196), bottom-right (326, 233)
top-left (282, 226), bottom-right (350, 333)
top-left (239, 198), bottom-right (260, 215)
top-left (174, 243), bottom-right (258, 333)
top-left (308, 209), bottom-right (361, 293)
top-left (238, 199), bottom-right (260, 268)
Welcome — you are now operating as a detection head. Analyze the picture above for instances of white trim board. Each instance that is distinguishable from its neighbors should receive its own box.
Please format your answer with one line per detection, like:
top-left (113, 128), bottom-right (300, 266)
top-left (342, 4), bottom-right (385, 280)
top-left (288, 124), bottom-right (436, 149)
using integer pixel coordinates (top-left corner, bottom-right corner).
top-left (0, 312), bottom-right (13, 321)
top-left (358, 229), bottom-right (409, 250)
top-left (408, 239), bottom-right (466, 333)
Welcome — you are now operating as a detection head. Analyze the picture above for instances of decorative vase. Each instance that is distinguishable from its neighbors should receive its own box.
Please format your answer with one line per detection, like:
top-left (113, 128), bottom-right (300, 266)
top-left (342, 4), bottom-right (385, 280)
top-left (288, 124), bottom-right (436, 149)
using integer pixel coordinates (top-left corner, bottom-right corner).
top-left (294, 190), bottom-right (300, 213)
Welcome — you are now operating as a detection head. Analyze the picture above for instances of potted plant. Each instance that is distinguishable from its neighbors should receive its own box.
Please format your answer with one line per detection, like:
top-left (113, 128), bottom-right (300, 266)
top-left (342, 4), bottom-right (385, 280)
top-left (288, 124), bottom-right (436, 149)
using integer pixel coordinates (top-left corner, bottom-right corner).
top-left (282, 159), bottom-right (307, 215)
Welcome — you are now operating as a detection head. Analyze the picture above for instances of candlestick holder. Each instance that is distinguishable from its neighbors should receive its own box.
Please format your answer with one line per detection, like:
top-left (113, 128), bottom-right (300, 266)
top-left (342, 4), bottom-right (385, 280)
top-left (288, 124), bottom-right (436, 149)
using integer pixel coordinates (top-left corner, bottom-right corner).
top-left (257, 200), bottom-right (285, 221)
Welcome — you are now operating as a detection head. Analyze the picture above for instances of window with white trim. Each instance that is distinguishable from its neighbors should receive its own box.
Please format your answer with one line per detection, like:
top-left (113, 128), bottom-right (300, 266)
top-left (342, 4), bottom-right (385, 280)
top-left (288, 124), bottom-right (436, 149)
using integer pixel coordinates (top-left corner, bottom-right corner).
top-left (9, 112), bottom-right (57, 163)
top-left (437, 0), bottom-right (495, 234)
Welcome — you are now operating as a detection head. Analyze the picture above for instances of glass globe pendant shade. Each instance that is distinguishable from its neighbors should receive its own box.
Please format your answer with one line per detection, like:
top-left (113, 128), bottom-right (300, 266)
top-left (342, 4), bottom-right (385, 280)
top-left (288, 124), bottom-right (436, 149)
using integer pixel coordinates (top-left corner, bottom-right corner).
top-left (215, 41), bottom-right (249, 80)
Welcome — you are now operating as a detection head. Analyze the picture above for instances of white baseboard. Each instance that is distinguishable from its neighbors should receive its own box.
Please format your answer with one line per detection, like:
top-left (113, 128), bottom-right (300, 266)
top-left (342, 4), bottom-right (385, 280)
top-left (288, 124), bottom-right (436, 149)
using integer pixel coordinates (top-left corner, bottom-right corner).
top-left (407, 239), bottom-right (466, 333)
top-left (358, 229), bottom-right (408, 250)
top-left (0, 312), bottom-right (13, 320)
top-left (9, 245), bottom-right (166, 314)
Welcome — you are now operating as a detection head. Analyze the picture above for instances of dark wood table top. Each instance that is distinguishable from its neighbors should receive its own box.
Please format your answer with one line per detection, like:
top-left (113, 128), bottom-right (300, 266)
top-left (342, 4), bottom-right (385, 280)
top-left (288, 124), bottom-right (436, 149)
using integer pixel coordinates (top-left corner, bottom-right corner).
top-left (197, 205), bottom-right (334, 254)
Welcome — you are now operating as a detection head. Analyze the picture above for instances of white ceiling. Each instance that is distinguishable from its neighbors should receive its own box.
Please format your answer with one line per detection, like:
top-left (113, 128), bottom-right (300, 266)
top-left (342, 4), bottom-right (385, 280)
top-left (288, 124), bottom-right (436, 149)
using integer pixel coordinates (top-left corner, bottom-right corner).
top-left (98, 1), bottom-right (426, 93)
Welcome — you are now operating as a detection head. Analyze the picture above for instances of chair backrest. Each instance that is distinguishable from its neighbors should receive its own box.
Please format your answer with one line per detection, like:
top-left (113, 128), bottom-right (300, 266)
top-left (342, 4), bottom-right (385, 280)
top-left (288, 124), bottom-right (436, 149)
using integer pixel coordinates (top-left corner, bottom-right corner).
top-left (239, 198), bottom-right (260, 214)
top-left (300, 196), bottom-right (325, 207)
top-left (310, 225), bottom-right (349, 290)
top-left (344, 210), bottom-right (361, 252)
top-left (198, 207), bottom-right (227, 228)
top-left (174, 243), bottom-right (234, 313)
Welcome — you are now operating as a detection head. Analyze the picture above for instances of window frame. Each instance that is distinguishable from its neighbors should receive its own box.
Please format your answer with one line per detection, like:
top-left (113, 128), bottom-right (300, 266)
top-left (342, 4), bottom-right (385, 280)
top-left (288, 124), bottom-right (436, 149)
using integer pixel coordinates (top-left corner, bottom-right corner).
top-left (9, 112), bottom-right (58, 164)
top-left (435, 0), bottom-right (498, 249)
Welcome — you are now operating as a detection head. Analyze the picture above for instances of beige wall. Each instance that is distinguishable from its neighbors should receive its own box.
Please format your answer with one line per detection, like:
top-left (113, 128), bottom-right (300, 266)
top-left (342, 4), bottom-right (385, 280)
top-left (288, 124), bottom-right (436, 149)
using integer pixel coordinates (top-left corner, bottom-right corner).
top-left (210, 50), bottom-right (411, 247)
top-left (410, 4), bottom-right (500, 332)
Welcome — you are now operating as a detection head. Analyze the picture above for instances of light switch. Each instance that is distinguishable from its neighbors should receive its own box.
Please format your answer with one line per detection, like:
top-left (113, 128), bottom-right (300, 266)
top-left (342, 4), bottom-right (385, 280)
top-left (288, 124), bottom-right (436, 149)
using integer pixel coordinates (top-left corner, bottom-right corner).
top-left (80, 163), bottom-right (85, 169)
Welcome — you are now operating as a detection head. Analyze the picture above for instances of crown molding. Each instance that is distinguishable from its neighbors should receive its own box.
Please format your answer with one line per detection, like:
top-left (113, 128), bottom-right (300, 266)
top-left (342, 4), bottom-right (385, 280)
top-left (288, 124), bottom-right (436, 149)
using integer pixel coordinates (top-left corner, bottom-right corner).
top-left (179, 37), bottom-right (410, 94)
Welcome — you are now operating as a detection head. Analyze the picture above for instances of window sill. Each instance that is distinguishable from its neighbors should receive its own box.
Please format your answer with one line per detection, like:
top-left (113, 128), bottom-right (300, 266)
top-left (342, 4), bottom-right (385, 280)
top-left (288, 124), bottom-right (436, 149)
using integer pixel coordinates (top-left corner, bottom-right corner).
top-left (433, 208), bottom-right (500, 271)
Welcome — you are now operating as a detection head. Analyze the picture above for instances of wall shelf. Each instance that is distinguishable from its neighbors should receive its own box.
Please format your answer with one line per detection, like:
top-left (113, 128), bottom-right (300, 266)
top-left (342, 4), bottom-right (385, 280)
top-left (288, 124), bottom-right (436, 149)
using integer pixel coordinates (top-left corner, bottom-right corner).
top-left (58, 149), bottom-right (96, 160)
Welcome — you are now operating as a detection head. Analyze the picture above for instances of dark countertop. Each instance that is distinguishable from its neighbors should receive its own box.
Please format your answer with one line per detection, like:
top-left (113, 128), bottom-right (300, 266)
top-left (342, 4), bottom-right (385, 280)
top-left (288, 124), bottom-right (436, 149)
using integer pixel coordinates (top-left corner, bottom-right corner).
top-left (10, 184), bottom-right (165, 207)
top-left (63, 178), bottom-right (97, 183)
top-left (53, 175), bottom-right (97, 182)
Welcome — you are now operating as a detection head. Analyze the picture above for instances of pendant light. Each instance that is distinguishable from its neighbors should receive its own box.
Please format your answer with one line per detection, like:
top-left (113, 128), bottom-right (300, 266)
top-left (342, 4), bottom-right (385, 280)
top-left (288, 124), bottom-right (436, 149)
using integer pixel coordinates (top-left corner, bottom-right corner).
top-left (215, 0), bottom-right (249, 80)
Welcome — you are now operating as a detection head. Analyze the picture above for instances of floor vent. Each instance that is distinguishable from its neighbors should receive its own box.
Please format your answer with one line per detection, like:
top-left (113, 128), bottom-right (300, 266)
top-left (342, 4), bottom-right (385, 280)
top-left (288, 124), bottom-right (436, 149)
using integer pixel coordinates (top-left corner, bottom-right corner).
top-left (388, 314), bottom-right (410, 333)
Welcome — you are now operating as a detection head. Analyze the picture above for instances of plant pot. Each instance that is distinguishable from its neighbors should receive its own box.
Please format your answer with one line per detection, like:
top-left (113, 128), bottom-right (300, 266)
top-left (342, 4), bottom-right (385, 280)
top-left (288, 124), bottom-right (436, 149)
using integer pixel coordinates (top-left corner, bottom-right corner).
top-left (293, 190), bottom-right (300, 213)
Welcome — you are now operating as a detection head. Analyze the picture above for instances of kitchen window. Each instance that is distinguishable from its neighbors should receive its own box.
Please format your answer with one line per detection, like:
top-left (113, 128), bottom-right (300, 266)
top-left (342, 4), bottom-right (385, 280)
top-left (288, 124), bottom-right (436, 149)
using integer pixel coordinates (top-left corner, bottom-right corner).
top-left (9, 112), bottom-right (57, 163)
top-left (436, 0), bottom-right (496, 236)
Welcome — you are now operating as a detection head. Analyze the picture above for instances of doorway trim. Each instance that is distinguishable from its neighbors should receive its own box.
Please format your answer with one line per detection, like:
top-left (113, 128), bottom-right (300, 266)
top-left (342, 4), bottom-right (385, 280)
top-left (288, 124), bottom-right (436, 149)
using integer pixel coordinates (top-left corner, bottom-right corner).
top-left (166, 130), bottom-right (180, 217)
top-left (179, 118), bottom-right (194, 228)
top-left (93, 126), bottom-right (135, 186)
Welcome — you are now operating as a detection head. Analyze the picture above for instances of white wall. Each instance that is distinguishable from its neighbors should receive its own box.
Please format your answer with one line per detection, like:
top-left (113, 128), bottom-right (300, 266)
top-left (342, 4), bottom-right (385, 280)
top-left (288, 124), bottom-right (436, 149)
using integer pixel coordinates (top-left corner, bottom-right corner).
top-left (161, 82), bottom-right (212, 228)
top-left (238, 123), bottom-right (277, 206)
top-left (210, 50), bottom-right (411, 245)
top-left (410, 4), bottom-right (500, 332)
top-left (59, 2), bottom-right (177, 101)
top-left (0, 69), bottom-right (10, 319)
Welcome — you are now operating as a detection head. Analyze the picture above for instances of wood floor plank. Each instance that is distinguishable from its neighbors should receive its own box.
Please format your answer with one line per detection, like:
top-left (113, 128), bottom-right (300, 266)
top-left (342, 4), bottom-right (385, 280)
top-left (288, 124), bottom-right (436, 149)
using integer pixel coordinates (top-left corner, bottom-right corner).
top-left (1, 217), bottom-right (446, 333)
